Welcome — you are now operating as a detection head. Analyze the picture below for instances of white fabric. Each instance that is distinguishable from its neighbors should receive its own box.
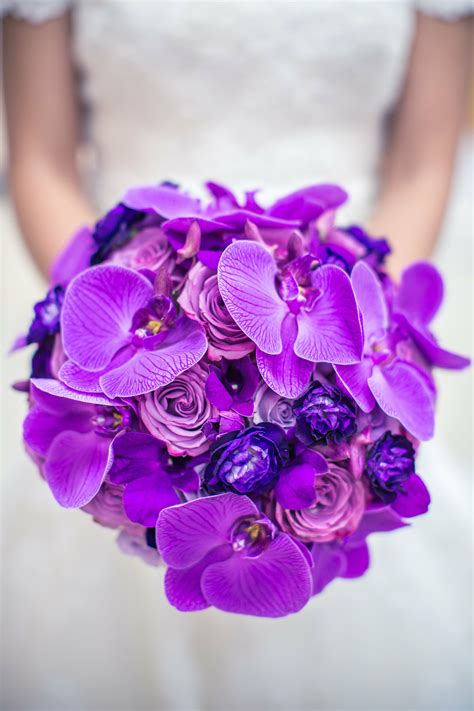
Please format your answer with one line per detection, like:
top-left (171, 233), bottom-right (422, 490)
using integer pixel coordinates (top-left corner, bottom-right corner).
top-left (1, 3), bottom-right (473, 710)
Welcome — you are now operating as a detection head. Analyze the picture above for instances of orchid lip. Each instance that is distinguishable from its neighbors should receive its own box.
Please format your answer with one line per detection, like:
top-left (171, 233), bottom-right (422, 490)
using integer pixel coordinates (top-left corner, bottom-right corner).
top-left (230, 516), bottom-right (276, 557)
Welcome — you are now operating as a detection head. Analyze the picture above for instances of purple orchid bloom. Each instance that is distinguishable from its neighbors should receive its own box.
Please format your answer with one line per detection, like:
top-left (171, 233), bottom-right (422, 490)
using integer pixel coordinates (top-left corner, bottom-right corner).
top-left (60, 265), bottom-right (207, 398)
top-left (108, 432), bottom-right (200, 526)
top-left (393, 262), bottom-right (470, 370)
top-left (335, 261), bottom-right (436, 441)
top-left (156, 493), bottom-right (312, 616)
top-left (217, 240), bottom-right (363, 399)
top-left (24, 379), bottom-right (130, 508)
top-left (205, 357), bottom-right (260, 417)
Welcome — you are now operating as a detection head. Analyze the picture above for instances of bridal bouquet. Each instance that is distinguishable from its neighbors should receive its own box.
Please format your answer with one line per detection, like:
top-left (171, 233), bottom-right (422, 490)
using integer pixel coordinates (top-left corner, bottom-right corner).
top-left (15, 182), bottom-right (469, 617)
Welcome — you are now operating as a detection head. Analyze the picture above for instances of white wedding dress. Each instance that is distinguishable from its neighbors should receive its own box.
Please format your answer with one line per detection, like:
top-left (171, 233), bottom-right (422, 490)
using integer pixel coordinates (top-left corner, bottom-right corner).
top-left (2, 2), bottom-right (473, 710)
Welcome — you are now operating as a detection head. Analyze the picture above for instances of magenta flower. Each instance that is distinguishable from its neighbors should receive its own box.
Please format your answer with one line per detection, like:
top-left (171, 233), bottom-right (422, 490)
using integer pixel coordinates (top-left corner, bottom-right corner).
top-left (217, 240), bottom-right (363, 399)
top-left (335, 261), bottom-right (437, 441)
top-left (109, 433), bottom-right (200, 527)
top-left (393, 262), bottom-right (470, 370)
top-left (156, 493), bottom-right (312, 617)
top-left (23, 379), bottom-right (130, 508)
top-left (60, 265), bottom-right (207, 398)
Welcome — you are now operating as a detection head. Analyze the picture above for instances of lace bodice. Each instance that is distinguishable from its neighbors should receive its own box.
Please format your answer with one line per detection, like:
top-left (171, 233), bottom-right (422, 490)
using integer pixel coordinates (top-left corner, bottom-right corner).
top-left (4, 0), bottom-right (473, 217)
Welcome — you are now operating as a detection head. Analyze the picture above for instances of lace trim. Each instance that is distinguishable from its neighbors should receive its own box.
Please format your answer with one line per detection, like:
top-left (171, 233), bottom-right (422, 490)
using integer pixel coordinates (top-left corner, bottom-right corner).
top-left (2, 0), bottom-right (73, 23)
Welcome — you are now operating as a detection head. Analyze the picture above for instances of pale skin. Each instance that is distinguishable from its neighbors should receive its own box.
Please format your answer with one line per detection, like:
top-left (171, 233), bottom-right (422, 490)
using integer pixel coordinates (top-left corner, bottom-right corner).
top-left (2, 12), bottom-right (472, 280)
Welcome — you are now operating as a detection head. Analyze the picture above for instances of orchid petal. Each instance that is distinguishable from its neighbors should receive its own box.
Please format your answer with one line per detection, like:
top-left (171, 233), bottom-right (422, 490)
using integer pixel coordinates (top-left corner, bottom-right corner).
top-left (164, 547), bottom-right (231, 612)
top-left (50, 225), bottom-right (95, 287)
top-left (269, 184), bottom-right (347, 223)
top-left (295, 265), bottom-right (363, 364)
top-left (205, 371), bottom-right (234, 411)
top-left (351, 261), bottom-right (389, 340)
top-left (334, 361), bottom-right (376, 412)
top-left (109, 432), bottom-right (165, 484)
top-left (368, 360), bottom-right (435, 441)
top-left (123, 475), bottom-right (180, 527)
top-left (395, 314), bottom-right (470, 370)
top-left (59, 361), bottom-right (103, 393)
top-left (201, 534), bottom-right (312, 617)
top-left (218, 241), bottom-right (288, 354)
top-left (341, 541), bottom-right (370, 579)
top-left (30, 377), bottom-right (118, 406)
top-left (275, 464), bottom-right (317, 509)
top-left (391, 474), bottom-right (430, 518)
top-left (61, 265), bottom-right (153, 371)
top-left (311, 543), bottom-right (346, 595)
top-left (216, 211), bottom-right (300, 231)
top-left (350, 508), bottom-right (408, 543)
top-left (45, 430), bottom-right (113, 508)
top-left (23, 404), bottom-right (91, 457)
top-left (99, 317), bottom-right (207, 398)
top-left (156, 493), bottom-right (259, 569)
top-left (122, 185), bottom-right (201, 218)
top-left (256, 314), bottom-right (313, 398)
top-left (396, 262), bottom-right (444, 325)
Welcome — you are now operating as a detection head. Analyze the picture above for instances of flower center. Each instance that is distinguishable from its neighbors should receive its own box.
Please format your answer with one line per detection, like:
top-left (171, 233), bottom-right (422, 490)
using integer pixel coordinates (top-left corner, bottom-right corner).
top-left (230, 516), bottom-right (275, 557)
top-left (92, 407), bottom-right (131, 436)
top-left (131, 296), bottom-right (176, 347)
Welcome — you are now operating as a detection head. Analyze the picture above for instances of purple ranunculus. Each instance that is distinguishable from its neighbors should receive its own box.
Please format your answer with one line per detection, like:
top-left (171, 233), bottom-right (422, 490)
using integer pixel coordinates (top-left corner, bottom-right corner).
top-left (139, 364), bottom-right (216, 457)
top-left (366, 431), bottom-right (430, 517)
top-left (60, 265), bottom-right (207, 398)
top-left (217, 240), bottom-right (363, 399)
top-left (108, 432), bottom-right (201, 526)
top-left (205, 357), bottom-right (259, 417)
top-left (109, 226), bottom-right (176, 274)
top-left (254, 382), bottom-right (296, 430)
top-left (23, 379), bottom-right (131, 508)
top-left (393, 262), bottom-right (470, 371)
top-left (293, 380), bottom-right (358, 446)
top-left (275, 460), bottom-right (365, 543)
top-left (90, 202), bottom-right (146, 265)
top-left (156, 493), bottom-right (313, 616)
top-left (335, 261), bottom-right (437, 441)
top-left (204, 423), bottom-right (289, 495)
top-left (179, 262), bottom-right (254, 360)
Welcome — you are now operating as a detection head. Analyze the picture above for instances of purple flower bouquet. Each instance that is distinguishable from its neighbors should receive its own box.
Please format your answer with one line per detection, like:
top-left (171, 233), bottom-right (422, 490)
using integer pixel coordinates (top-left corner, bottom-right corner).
top-left (15, 182), bottom-right (469, 617)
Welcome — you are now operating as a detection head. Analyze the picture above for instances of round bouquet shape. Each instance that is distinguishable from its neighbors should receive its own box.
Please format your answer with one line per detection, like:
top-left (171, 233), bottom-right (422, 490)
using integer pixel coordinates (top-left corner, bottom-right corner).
top-left (16, 181), bottom-right (470, 617)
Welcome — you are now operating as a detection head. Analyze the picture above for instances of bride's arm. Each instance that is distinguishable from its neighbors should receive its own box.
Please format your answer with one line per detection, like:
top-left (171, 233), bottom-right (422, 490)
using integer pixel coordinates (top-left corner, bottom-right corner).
top-left (368, 12), bottom-right (471, 278)
top-left (3, 14), bottom-right (96, 280)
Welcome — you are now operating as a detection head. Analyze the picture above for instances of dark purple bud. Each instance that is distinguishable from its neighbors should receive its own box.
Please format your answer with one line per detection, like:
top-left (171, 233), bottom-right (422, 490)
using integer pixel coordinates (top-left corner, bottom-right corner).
top-left (91, 203), bottom-right (145, 265)
top-left (294, 381), bottom-right (358, 446)
top-left (366, 431), bottom-right (415, 502)
top-left (204, 423), bottom-right (289, 495)
top-left (27, 286), bottom-right (64, 345)
top-left (344, 225), bottom-right (391, 265)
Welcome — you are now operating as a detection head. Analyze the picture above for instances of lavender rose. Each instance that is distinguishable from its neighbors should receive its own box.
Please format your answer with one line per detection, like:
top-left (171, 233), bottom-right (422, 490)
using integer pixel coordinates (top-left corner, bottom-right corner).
top-left (179, 262), bottom-right (254, 360)
top-left (254, 383), bottom-right (296, 430)
top-left (81, 482), bottom-right (126, 529)
top-left (275, 462), bottom-right (365, 543)
top-left (110, 226), bottom-right (176, 273)
top-left (139, 364), bottom-right (216, 456)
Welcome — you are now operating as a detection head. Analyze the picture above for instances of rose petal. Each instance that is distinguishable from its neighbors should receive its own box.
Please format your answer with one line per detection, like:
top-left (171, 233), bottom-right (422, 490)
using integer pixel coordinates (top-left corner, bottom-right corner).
top-left (295, 265), bottom-right (363, 364)
top-left (156, 493), bottom-right (259, 569)
top-left (61, 265), bottom-right (153, 371)
top-left (201, 534), bottom-right (312, 617)
top-left (368, 360), bottom-right (435, 441)
top-left (218, 240), bottom-right (288, 355)
top-left (45, 430), bottom-right (113, 508)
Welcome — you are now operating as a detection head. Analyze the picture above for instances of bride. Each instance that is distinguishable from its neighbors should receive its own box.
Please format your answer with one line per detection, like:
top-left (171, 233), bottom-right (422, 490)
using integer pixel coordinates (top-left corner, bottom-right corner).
top-left (2, 2), bottom-right (472, 710)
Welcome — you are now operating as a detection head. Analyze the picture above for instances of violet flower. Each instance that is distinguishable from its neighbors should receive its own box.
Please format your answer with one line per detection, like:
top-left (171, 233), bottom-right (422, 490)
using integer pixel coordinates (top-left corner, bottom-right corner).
top-left (217, 240), bottom-right (363, 399)
top-left (60, 265), bottom-right (207, 398)
top-left (205, 357), bottom-right (260, 417)
top-left (366, 431), bottom-right (430, 518)
top-left (108, 432), bottom-right (200, 527)
top-left (335, 261), bottom-right (437, 441)
top-left (156, 493), bottom-right (312, 616)
top-left (204, 423), bottom-right (289, 495)
top-left (294, 380), bottom-right (358, 445)
top-left (90, 202), bottom-right (145, 265)
top-left (15, 286), bottom-right (65, 378)
top-left (23, 379), bottom-right (130, 508)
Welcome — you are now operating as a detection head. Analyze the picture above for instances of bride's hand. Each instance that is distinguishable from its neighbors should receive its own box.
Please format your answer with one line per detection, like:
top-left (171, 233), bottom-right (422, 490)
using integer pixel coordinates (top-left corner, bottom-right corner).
top-left (368, 12), bottom-right (471, 280)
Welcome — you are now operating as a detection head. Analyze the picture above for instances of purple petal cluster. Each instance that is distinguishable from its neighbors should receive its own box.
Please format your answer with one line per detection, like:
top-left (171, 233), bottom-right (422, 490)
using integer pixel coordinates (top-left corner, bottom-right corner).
top-left (15, 180), bottom-right (469, 618)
